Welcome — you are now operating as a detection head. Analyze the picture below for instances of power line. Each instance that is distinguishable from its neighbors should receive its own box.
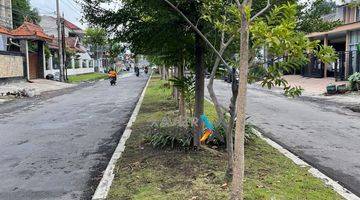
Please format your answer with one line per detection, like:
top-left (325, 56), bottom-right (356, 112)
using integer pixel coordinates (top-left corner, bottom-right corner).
top-left (65, 0), bottom-right (82, 11)
top-left (61, 0), bottom-right (82, 16)
top-left (0, 4), bottom-right (55, 16)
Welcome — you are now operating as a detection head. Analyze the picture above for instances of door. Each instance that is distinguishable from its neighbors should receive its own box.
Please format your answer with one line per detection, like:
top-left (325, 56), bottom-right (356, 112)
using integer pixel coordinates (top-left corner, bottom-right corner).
top-left (29, 53), bottom-right (39, 79)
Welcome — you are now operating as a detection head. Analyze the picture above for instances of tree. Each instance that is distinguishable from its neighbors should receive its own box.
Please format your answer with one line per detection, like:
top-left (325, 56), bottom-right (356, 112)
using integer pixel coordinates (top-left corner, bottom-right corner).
top-left (12, 0), bottom-right (40, 28)
top-left (83, 27), bottom-right (108, 69)
top-left (164, 1), bottom-right (336, 199)
top-left (82, 0), bottom-right (207, 146)
top-left (84, 0), bottom-right (337, 199)
top-left (297, 0), bottom-right (341, 33)
top-left (108, 42), bottom-right (124, 64)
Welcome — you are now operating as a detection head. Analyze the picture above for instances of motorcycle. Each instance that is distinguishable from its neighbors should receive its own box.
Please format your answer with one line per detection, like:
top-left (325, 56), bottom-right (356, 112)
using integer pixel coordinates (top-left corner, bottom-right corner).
top-left (135, 67), bottom-right (140, 77)
top-left (110, 77), bottom-right (117, 86)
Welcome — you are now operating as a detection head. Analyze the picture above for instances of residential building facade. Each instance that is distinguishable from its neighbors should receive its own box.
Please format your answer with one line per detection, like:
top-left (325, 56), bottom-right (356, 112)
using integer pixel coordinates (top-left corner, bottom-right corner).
top-left (307, 2), bottom-right (360, 80)
top-left (0, 0), bottom-right (13, 29)
top-left (0, 0), bottom-right (12, 51)
top-left (39, 15), bottom-right (96, 77)
top-left (0, 0), bottom-right (54, 81)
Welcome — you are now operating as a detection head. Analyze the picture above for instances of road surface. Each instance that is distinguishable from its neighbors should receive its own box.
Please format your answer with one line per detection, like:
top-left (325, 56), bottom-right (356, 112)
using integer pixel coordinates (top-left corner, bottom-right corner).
top-left (206, 79), bottom-right (360, 196)
top-left (0, 73), bottom-right (148, 200)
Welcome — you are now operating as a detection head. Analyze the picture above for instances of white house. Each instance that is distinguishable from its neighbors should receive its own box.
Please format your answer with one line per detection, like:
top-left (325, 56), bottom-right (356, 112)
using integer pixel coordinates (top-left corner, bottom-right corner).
top-left (39, 15), bottom-right (98, 77)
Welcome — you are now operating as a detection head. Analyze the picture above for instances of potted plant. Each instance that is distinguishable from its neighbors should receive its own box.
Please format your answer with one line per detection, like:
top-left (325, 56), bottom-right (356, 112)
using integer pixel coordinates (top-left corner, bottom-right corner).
top-left (336, 84), bottom-right (348, 94)
top-left (326, 83), bottom-right (337, 94)
top-left (348, 72), bottom-right (360, 91)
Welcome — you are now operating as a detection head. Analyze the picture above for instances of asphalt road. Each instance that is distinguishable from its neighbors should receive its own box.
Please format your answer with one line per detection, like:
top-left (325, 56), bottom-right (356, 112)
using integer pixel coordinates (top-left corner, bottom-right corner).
top-left (206, 79), bottom-right (360, 196)
top-left (0, 73), bottom-right (148, 200)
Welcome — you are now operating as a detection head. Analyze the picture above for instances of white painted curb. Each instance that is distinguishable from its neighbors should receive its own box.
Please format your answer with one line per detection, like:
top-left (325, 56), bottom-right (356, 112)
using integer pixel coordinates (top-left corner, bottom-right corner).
top-left (205, 98), bottom-right (360, 200)
top-left (92, 75), bottom-right (152, 200)
top-left (253, 129), bottom-right (360, 200)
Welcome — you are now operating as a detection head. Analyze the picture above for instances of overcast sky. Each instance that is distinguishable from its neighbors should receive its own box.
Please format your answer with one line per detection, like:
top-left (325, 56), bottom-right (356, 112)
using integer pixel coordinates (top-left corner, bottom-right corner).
top-left (29, 0), bottom-right (344, 30)
top-left (30, 0), bottom-right (86, 29)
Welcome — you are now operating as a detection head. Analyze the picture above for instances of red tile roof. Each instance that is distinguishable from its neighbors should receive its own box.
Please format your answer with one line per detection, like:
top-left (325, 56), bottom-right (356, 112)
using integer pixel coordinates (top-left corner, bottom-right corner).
top-left (65, 37), bottom-right (78, 48)
top-left (11, 22), bottom-right (52, 41)
top-left (46, 16), bottom-right (83, 32)
top-left (48, 37), bottom-right (85, 53)
top-left (0, 25), bottom-right (12, 36)
top-left (63, 19), bottom-right (82, 31)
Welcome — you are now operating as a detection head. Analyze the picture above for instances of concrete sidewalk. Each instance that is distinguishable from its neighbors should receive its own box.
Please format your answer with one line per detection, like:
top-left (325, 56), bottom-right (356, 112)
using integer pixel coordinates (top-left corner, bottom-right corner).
top-left (258, 75), bottom-right (360, 107)
top-left (282, 75), bottom-right (347, 96)
top-left (0, 79), bottom-right (74, 103)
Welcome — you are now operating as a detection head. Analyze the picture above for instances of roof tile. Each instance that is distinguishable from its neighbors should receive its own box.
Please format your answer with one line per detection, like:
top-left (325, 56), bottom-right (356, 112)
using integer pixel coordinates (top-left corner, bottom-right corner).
top-left (11, 22), bottom-right (53, 41)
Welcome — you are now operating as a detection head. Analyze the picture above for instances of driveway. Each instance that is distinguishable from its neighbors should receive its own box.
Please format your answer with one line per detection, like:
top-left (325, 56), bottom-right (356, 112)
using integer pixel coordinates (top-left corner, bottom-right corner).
top-left (206, 79), bottom-right (360, 196)
top-left (0, 74), bottom-right (148, 200)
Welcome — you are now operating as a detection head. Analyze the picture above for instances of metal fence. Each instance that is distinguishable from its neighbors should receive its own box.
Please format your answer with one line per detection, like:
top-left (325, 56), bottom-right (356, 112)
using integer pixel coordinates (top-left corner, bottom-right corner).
top-left (302, 51), bottom-right (360, 81)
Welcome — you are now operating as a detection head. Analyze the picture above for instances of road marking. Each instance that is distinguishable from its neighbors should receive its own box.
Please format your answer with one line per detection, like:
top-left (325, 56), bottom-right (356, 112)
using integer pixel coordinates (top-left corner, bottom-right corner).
top-left (92, 75), bottom-right (152, 200)
top-left (205, 97), bottom-right (360, 200)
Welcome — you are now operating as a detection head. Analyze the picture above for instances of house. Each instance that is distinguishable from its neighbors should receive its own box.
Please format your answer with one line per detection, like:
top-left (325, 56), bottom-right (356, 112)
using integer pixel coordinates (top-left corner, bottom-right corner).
top-left (0, 0), bottom-right (13, 29)
top-left (0, 26), bottom-right (11, 51)
top-left (39, 15), bottom-right (97, 77)
top-left (0, 0), bottom-right (51, 82)
top-left (306, 1), bottom-right (360, 80)
top-left (0, 0), bottom-right (12, 51)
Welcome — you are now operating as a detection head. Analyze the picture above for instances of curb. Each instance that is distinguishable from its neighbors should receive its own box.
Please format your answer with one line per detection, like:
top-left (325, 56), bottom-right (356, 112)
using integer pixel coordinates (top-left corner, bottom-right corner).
top-left (204, 98), bottom-right (360, 200)
top-left (252, 129), bottom-right (360, 200)
top-left (92, 75), bottom-right (152, 200)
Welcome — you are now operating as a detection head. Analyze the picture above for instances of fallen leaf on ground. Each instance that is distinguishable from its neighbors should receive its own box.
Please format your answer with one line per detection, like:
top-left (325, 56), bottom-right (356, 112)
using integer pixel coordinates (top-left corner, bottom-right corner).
top-left (221, 183), bottom-right (228, 189)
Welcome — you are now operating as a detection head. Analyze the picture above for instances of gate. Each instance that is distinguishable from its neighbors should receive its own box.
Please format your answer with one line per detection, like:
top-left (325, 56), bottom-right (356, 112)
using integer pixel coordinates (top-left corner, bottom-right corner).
top-left (29, 53), bottom-right (40, 79)
top-left (302, 54), bottom-right (324, 78)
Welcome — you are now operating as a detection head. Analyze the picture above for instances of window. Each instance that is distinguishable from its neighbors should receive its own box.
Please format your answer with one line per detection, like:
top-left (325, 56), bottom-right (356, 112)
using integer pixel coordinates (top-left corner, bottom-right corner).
top-left (0, 35), bottom-right (7, 51)
top-left (349, 30), bottom-right (360, 74)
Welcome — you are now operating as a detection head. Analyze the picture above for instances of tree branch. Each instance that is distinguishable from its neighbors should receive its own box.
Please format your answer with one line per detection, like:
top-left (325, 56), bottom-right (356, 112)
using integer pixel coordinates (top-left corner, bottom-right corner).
top-left (163, 0), bottom-right (231, 69)
top-left (235, 0), bottom-right (242, 9)
top-left (250, 0), bottom-right (270, 21)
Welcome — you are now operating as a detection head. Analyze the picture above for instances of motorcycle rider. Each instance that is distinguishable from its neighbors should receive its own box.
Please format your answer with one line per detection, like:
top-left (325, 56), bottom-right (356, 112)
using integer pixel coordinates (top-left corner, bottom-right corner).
top-left (134, 66), bottom-right (140, 77)
top-left (108, 68), bottom-right (117, 85)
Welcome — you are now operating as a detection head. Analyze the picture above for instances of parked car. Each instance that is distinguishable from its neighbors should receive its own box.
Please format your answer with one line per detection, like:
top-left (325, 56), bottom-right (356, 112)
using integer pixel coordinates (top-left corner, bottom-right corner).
top-left (224, 67), bottom-right (239, 84)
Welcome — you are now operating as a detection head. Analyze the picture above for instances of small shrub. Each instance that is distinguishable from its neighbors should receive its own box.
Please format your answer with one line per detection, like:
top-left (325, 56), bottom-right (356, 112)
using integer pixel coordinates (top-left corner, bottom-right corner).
top-left (163, 82), bottom-right (171, 89)
top-left (212, 122), bottom-right (257, 147)
top-left (244, 124), bottom-right (258, 143)
top-left (146, 117), bottom-right (193, 149)
top-left (348, 72), bottom-right (360, 91)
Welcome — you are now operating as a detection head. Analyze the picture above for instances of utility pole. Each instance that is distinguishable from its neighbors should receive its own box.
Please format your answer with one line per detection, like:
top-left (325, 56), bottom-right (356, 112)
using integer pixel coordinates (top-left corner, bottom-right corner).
top-left (62, 13), bottom-right (67, 81)
top-left (56, 0), bottom-right (64, 82)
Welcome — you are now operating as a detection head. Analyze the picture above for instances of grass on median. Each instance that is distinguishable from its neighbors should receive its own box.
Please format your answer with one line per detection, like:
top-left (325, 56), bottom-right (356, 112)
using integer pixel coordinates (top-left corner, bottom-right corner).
top-left (107, 76), bottom-right (343, 200)
top-left (67, 73), bottom-right (108, 83)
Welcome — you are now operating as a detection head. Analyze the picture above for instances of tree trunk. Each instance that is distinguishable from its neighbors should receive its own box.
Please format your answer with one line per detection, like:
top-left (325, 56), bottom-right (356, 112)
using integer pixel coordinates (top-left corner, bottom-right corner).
top-left (165, 67), bottom-right (169, 80)
top-left (173, 66), bottom-right (179, 101)
top-left (162, 65), bottom-right (166, 80)
top-left (207, 47), bottom-right (226, 128)
top-left (179, 62), bottom-right (186, 120)
top-left (231, 3), bottom-right (251, 200)
top-left (226, 68), bottom-right (238, 180)
top-left (206, 31), bottom-right (236, 178)
top-left (194, 30), bottom-right (205, 147)
top-left (168, 67), bottom-right (172, 79)
top-left (159, 66), bottom-right (162, 77)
